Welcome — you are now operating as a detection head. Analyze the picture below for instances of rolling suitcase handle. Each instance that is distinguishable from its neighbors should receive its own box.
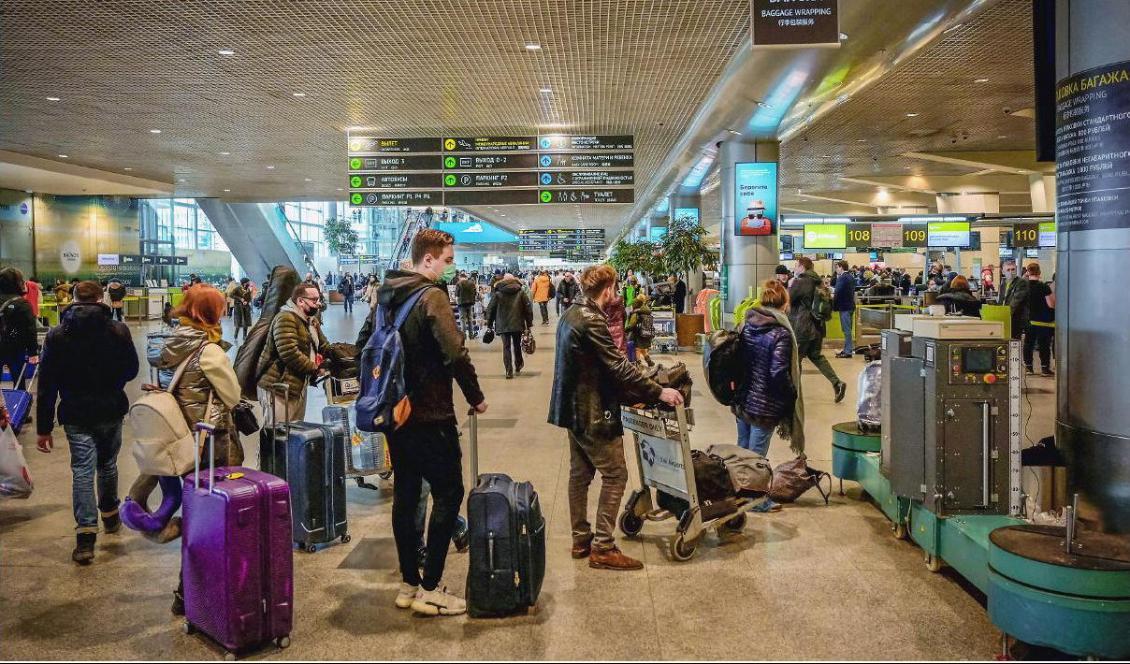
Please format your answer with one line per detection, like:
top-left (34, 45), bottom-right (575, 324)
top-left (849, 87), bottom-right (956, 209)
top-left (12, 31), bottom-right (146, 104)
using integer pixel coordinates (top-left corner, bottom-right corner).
top-left (467, 408), bottom-right (479, 483)
top-left (193, 391), bottom-right (219, 493)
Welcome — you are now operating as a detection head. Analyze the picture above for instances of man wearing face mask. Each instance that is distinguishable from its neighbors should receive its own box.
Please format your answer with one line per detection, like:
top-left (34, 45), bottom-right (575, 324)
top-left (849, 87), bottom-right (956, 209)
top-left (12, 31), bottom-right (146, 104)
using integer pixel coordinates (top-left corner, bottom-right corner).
top-left (549, 264), bottom-right (684, 572)
top-left (998, 259), bottom-right (1029, 341)
top-left (739, 200), bottom-right (774, 236)
top-left (371, 229), bottom-right (486, 617)
top-left (257, 281), bottom-right (330, 422)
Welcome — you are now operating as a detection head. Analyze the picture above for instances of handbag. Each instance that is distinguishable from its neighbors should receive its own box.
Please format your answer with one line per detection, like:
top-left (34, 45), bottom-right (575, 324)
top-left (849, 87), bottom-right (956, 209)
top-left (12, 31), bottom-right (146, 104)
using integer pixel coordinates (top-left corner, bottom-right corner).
top-left (231, 399), bottom-right (261, 436)
top-left (768, 456), bottom-right (832, 504)
top-left (482, 328), bottom-right (496, 345)
top-left (521, 329), bottom-right (536, 355)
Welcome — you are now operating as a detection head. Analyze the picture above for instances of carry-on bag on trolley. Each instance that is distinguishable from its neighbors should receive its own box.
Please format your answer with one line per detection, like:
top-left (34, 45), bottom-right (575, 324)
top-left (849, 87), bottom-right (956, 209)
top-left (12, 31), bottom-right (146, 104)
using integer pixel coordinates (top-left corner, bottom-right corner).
top-left (1, 364), bottom-right (35, 434)
top-left (465, 410), bottom-right (546, 618)
top-left (322, 405), bottom-right (391, 491)
top-left (259, 384), bottom-right (350, 552)
top-left (181, 421), bottom-right (293, 658)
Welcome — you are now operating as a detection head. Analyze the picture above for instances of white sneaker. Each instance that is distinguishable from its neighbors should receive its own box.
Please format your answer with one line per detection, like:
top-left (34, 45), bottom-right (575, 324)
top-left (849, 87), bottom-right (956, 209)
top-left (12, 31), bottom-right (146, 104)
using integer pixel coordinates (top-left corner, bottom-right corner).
top-left (410, 585), bottom-right (467, 616)
top-left (394, 583), bottom-right (419, 609)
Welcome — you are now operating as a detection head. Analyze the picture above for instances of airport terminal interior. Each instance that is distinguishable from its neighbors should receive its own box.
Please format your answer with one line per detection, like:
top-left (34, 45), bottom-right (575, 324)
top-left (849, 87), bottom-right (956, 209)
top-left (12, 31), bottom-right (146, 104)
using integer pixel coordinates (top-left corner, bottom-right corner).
top-left (1, 0), bottom-right (1129, 661)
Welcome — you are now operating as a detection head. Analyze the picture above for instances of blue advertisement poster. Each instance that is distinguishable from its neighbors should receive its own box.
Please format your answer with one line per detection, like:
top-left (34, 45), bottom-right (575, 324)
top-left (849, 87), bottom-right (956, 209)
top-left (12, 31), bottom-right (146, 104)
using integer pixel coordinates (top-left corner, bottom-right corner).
top-left (734, 162), bottom-right (778, 236)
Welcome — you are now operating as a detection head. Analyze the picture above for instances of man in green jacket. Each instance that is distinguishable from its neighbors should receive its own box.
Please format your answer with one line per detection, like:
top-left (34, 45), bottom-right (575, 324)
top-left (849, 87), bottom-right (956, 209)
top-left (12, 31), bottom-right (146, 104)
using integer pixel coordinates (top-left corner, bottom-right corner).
top-left (256, 281), bottom-right (329, 422)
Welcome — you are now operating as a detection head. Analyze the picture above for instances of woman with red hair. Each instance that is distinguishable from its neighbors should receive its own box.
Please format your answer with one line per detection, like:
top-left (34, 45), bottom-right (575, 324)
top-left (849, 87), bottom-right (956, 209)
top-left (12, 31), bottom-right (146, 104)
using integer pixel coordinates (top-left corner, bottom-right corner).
top-left (148, 284), bottom-right (244, 616)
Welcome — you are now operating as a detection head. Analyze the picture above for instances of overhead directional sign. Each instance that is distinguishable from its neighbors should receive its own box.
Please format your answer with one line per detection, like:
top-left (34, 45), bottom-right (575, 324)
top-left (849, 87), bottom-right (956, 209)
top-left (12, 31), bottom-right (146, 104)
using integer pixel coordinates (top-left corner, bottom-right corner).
top-left (347, 132), bottom-right (635, 206)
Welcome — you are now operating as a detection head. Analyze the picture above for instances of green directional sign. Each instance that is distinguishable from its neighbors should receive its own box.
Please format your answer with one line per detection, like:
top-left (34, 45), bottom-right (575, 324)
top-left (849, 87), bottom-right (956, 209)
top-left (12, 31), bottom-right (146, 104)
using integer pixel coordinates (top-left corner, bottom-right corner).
top-left (540, 191), bottom-right (553, 203)
top-left (349, 157), bottom-right (363, 170)
top-left (444, 156), bottom-right (457, 169)
top-left (350, 176), bottom-right (363, 188)
top-left (444, 174), bottom-right (458, 186)
top-left (350, 193), bottom-right (363, 205)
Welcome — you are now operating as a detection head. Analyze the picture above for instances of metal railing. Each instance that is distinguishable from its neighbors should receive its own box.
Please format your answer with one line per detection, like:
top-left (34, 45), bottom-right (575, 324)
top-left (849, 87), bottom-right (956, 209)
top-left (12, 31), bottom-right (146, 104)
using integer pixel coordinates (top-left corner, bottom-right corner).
top-left (389, 208), bottom-right (434, 269)
top-left (274, 203), bottom-right (320, 280)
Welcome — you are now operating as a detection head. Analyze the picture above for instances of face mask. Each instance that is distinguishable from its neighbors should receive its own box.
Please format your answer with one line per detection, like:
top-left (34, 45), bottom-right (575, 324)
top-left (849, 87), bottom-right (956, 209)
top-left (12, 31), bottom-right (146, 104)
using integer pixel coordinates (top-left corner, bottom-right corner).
top-left (440, 264), bottom-right (458, 284)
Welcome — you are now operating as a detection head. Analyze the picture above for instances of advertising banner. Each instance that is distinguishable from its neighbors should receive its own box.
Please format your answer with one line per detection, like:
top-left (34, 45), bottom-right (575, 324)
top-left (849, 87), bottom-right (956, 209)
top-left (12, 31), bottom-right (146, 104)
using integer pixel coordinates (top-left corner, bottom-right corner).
top-left (734, 162), bottom-right (778, 236)
top-left (636, 434), bottom-right (688, 495)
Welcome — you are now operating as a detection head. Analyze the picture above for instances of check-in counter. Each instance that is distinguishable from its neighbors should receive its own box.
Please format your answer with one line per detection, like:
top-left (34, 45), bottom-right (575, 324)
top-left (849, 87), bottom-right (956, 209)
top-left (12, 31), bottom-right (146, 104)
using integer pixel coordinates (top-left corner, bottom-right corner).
top-left (125, 288), bottom-right (147, 320)
top-left (981, 303), bottom-right (1012, 339)
top-left (168, 287), bottom-right (184, 308)
top-left (147, 288), bottom-right (168, 320)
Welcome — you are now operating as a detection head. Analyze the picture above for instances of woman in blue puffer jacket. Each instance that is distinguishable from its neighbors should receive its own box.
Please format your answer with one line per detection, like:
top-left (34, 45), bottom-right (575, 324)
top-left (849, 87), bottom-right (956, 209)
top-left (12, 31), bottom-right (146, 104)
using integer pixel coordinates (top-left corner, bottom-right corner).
top-left (734, 279), bottom-right (806, 512)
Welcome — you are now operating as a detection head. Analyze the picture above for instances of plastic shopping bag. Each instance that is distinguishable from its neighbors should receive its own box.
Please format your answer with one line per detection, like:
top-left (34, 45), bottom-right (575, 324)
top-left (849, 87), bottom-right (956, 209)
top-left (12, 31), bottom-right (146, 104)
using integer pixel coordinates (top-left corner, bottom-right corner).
top-left (0, 424), bottom-right (33, 499)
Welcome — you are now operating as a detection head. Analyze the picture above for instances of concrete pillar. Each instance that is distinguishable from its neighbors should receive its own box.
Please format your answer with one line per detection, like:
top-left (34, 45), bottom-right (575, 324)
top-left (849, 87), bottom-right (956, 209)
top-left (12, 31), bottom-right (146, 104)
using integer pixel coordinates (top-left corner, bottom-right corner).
top-left (669, 187), bottom-right (705, 310)
top-left (196, 199), bottom-right (308, 284)
top-left (1055, 0), bottom-right (1130, 532)
top-left (1029, 174), bottom-right (1057, 213)
top-left (720, 140), bottom-right (779, 314)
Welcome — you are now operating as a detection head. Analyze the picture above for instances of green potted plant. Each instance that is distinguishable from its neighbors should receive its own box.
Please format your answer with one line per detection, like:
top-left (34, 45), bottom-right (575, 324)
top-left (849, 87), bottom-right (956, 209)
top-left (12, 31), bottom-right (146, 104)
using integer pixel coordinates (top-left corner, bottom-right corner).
top-left (661, 215), bottom-right (717, 347)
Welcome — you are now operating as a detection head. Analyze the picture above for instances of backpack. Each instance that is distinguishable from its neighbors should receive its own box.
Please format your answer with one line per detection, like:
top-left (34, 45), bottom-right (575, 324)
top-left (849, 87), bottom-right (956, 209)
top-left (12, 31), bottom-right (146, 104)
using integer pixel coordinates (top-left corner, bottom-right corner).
top-left (355, 287), bottom-right (431, 433)
top-left (703, 328), bottom-right (746, 406)
top-left (811, 283), bottom-right (833, 322)
top-left (634, 311), bottom-right (655, 342)
top-left (0, 296), bottom-right (21, 345)
top-left (548, 282), bottom-right (556, 300)
top-left (128, 348), bottom-right (203, 477)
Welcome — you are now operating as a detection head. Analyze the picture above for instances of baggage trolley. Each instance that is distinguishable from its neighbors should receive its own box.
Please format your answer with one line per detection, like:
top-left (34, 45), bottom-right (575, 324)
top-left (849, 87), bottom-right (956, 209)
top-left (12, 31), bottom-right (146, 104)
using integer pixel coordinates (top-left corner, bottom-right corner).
top-left (618, 404), bottom-right (755, 562)
top-left (317, 377), bottom-right (392, 490)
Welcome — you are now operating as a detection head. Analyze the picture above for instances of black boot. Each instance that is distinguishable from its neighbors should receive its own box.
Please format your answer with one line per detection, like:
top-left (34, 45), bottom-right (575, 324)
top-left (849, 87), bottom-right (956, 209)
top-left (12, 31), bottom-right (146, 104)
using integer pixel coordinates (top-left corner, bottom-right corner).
top-left (72, 532), bottom-right (96, 566)
top-left (102, 510), bottom-right (121, 534)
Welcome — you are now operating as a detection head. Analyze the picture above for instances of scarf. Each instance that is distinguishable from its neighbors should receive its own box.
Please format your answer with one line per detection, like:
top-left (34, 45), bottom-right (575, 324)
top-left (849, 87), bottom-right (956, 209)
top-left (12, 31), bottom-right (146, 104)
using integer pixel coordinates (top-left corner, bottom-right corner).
top-left (178, 316), bottom-right (222, 343)
top-left (765, 307), bottom-right (806, 456)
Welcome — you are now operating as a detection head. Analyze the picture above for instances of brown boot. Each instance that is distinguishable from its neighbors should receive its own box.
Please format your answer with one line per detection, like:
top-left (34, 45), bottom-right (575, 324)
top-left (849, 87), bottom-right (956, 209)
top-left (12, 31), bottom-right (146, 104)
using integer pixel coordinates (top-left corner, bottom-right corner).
top-left (571, 535), bottom-right (593, 559)
top-left (588, 546), bottom-right (643, 571)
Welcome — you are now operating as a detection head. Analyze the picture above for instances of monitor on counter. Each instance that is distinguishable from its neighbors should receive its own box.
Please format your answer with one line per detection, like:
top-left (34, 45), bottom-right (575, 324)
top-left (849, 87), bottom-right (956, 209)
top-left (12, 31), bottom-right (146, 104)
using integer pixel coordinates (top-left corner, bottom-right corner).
top-left (927, 221), bottom-right (971, 248)
top-left (803, 223), bottom-right (847, 249)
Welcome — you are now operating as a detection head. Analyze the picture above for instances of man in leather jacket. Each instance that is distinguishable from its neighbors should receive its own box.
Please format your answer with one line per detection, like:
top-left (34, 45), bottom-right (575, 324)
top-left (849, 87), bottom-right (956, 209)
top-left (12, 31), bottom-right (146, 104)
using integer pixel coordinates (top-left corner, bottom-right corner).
top-left (549, 264), bottom-right (684, 571)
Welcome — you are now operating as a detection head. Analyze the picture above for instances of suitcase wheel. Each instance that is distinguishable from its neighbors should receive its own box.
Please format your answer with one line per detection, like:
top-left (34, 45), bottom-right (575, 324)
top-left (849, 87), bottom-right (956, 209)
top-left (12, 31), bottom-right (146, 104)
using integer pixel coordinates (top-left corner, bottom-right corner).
top-left (340, 534), bottom-right (351, 544)
top-left (276, 636), bottom-right (291, 649)
top-left (181, 620), bottom-right (194, 635)
top-left (224, 651), bottom-right (237, 661)
top-left (303, 543), bottom-right (317, 554)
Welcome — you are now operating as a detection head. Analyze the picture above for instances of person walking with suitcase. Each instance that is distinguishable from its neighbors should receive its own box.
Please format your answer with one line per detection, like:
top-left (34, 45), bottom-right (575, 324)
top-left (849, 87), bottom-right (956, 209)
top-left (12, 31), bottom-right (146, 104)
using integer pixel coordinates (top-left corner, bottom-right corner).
top-left (486, 274), bottom-right (533, 380)
top-left (788, 257), bottom-right (847, 403)
top-left (549, 264), bottom-right (684, 571)
top-left (455, 272), bottom-right (478, 338)
top-left (150, 284), bottom-right (244, 615)
top-left (256, 281), bottom-right (329, 422)
top-left (371, 229), bottom-right (486, 616)
top-left (35, 280), bottom-right (138, 565)
top-left (0, 267), bottom-right (40, 392)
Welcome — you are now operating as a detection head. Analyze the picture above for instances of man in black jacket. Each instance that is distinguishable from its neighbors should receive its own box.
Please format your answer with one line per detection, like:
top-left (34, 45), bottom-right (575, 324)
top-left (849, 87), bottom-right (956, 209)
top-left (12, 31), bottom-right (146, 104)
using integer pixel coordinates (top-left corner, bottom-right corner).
top-left (0, 267), bottom-right (41, 391)
top-left (549, 264), bottom-right (683, 571)
top-left (557, 272), bottom-right (580, 310)
top-left (35, 281), bottom-right (138, 565)
top-left (486, 274), bottom-right (533, 379)
top-left (372, 229), bottom-right (486, 617)
top-left (789, 257), bottom-right (847, 403)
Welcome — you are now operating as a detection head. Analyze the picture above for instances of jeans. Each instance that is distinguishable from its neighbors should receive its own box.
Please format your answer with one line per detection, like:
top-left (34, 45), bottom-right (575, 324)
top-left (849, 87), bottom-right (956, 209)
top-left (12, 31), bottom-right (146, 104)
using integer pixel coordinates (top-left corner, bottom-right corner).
top-left (414, 480), bottom-right (467, 545)
top-left (344, 294), bottom-right (354, 314)
top-left (1024, 325), bottom-right (1053, 370)
top-left (736, 417), bottom-right (775, 457)
top-left (797, 336), bottom-right (842, 388)
top-left (64, 421), bottom-right (123, 534)
top-left (501, 331), bottom-right (523, 375)
top-left (839, 310), bottom-right (854, 355)
top-left (567, 430), bottom-right (628, 549)
top-left (538, 301), bottom-right (549, 324)
top-left (458, 304), bottom-right (475, 337)
top-left (387, 422), bottom-right (464, 589)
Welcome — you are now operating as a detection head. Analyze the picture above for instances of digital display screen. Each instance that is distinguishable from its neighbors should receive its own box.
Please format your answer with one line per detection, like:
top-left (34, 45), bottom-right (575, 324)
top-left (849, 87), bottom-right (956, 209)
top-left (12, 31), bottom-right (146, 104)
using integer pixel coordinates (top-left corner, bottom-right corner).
top-left (928, 221), bottom-right (971, 248)
top-left (803, 223), bottom-right (847, 249)
top-left (962, 348), bottom-right (995, 374)
top-left (1039, 222), bottom-right (1057, 247)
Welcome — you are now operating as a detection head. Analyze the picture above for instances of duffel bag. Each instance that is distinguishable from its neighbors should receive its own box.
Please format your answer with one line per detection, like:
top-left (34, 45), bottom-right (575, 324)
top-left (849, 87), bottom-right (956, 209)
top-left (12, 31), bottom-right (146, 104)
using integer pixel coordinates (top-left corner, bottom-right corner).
top-left (706, 443), bottom-right (772, 496)
top-left (768, 456), bottom-right (832, 504)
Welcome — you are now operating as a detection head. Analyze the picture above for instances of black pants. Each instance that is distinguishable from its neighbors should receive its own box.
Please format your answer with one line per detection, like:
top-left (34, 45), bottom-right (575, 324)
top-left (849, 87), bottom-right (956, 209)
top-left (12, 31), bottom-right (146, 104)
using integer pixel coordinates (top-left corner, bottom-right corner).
top-left (1010, 314), bottom-right (1026, 341)
top-left (796, 336), bottom-right (842, 388)
top-left (1024, 325), bottom-right (1053, 371)
top-left (458, 304), bottom-right (475, 337)
top-left (538, 301), bottom-right (549, 324)
top-left (386, 422), bottom-right (464, 589)
top-left (501, 331), bottom-right (524, 375)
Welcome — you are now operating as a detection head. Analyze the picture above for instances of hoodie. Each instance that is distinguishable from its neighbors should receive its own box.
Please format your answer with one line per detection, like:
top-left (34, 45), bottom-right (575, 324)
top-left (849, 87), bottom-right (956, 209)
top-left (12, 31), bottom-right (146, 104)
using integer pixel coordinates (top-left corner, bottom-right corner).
top-left (36, 302), bottom-right (138, 433)
top-left (486, 277), bottom-right (533, 335)
top-left (375, 270), bottom-right (484, 426)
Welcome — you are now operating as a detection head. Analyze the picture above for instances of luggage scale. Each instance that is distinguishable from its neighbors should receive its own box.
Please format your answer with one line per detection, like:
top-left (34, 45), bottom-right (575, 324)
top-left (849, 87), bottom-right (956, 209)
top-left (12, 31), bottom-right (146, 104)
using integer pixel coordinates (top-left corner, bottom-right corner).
top-left (619, 404), bottom-right (757, 561)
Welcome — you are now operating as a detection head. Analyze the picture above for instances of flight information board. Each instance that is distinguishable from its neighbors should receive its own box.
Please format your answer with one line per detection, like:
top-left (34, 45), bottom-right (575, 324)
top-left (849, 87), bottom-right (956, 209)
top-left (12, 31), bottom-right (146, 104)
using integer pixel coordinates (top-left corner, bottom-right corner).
top-left (347, 134), bottom-right (635, 206)
top-left (519, 228), bottom-right (606, 253)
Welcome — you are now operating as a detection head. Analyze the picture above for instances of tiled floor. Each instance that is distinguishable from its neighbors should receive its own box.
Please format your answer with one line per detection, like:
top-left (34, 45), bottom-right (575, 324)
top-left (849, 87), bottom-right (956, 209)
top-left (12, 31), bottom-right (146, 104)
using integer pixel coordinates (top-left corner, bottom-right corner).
top-left (0, 303), bottom-right (1059, 660)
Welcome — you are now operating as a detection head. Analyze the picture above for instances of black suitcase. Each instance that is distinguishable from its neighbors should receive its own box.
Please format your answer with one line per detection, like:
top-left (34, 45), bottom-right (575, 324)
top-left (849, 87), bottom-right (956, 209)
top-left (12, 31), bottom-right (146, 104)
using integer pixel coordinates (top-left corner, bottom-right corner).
top-left (259, 391), bottom-right (349, 552)
top-left (464, 414), bottom-right (545, 618)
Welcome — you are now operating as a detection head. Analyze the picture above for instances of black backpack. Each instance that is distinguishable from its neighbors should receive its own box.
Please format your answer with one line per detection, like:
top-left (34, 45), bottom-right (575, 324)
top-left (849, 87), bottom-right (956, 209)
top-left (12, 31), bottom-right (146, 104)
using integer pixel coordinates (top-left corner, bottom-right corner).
top-left (703, 328), bottom-right (746, 406)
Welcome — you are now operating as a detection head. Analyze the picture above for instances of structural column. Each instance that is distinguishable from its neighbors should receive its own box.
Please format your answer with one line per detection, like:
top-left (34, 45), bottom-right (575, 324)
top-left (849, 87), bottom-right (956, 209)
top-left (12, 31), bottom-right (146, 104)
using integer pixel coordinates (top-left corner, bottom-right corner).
top-left (1055, 0), bottom-right (1130, 532)
top-left (720, 140), bottom-right (779, 314)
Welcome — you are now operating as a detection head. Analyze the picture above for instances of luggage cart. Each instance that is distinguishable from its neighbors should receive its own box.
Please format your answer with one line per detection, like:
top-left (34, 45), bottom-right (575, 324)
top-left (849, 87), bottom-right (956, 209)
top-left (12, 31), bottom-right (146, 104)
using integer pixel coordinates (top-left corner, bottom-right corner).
top-left (319, 377), bottom-right (391, 491)
top-left (618, 404), bottom-right (755, 561)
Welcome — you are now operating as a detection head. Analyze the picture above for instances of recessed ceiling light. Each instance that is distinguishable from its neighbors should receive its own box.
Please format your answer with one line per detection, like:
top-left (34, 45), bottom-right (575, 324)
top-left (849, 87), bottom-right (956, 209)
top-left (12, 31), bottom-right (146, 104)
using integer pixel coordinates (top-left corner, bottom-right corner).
top-left (57, 154), bottom-right (68, 158)
top-left (857, 138), bottom-right (868, 142)
top-left (223, 188), bottom-right (231, 192)
top-left (292, 92), bottom-right (306, 97)
top-left (998, 134), bottom-right (1008, 139)
top-left (906, 112), bottom-right (920, 117)
top-left (540, 88), bottom-right (552, 93)
top-left (219, 151), bottom-right (230, 155)
top-left (218, 49), bottom-right (235, 56)
top-left (974, 78), bottom-right (989, 83)
top-left (336, 188), bottom-right (343, 191)
top-left (266, 165), bottom-right (275, 170)
top-left (525, 43), bottom-right (542, 51)
top-left (45, 96), bottom-right (60, 102)
top-left (821, 154), bottom-right (832, 158)
top-left (124, 167), bottom-right (132, 171)
top-left (178, 178), bottom-right (186, 183)
top-left (149, 129), bottom-right (162, 134)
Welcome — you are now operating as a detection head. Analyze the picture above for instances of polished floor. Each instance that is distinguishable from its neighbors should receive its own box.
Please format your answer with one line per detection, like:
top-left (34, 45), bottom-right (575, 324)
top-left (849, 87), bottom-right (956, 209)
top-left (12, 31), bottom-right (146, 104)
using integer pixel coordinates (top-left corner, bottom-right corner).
top-left (0, 302), bottom-right (1058, 660)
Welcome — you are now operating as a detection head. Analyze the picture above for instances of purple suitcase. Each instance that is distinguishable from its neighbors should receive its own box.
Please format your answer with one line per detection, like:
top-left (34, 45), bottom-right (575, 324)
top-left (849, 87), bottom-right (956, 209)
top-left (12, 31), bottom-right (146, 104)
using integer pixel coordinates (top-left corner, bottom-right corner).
top-left (182, 423), bottom-right (293, 657)
top-left (2, 364), bottom-right (33, 434)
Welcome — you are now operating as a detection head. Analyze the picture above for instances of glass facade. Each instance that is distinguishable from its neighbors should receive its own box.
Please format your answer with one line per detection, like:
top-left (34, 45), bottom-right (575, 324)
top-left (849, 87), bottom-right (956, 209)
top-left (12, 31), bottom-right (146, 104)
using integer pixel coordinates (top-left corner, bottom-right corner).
top-left (279, 202), bottom-right (405, 260)
top-left (139, 198), bottom-right (227, 254)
